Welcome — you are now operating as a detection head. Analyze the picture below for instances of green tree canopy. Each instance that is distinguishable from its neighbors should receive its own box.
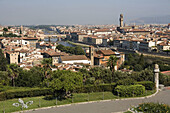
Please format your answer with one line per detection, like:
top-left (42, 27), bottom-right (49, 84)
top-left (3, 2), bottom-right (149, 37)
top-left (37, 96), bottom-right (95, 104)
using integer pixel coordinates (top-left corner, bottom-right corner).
top-left (3, 28), bottom-right (8, 32)
top-left (46, 70), bottom-right (83, 96)
top-left (6, 64), bottom-right (20, 87)
top-left (0, 71), bottom-right (9, 86)
top-left (107, 55), bottom-right (118, 73)
top-left (0, 49), bottom-right (7, 71)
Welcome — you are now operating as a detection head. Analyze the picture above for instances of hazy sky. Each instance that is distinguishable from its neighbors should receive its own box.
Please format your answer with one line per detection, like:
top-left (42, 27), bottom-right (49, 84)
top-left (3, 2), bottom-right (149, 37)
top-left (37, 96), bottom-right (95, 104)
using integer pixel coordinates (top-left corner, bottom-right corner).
top-left (0, 0), bottom-right (170, 25)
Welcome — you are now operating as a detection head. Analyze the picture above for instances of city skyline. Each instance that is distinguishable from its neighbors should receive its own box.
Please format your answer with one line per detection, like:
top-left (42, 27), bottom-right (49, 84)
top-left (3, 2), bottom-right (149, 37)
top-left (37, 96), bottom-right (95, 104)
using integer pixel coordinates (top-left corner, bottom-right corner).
top-left (0, 0), bottom-right (170, 25)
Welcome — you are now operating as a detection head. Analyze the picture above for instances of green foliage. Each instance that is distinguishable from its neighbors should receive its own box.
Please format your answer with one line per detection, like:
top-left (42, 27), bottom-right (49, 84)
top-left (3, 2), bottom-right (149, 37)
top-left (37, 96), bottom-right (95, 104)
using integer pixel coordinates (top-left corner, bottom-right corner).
top-left (112, 71), bottom-right (129, 82)
top-left (1, 33), bottom-right (21, 37)
top-left (45, 70), bottom-right (83, 95)
top-left (114, 85), bottom-right (145, 97)
top-left (134, 64), bottom-right (143, 72)
top-left (74, 83), bottom-right (116, 93)
top-left (116, 78), bottom-right (136, 86)
top-left (0, 71), bottom-right (9, 86)
top-left (122, 53), bottom-right (170, 71)
top-left (3, 28), bottom-right (8, 32)
top-left (15, 67), bottom-right (45, 87)
top-left (80, 67), bottom-right (113, 85)
top-left (135, 81), bottom-right (155, 90)
top-left (42, 58), bottom-right (52, 65)
top-left (0, 49), bottom-right (7, 71)
top-left (159, 73), bottom-right (170, 86)
top-left (131, 102), bottom-right (170, 113)
top-left (56, 44), bottom-right (85, 55)
top-left (107, 55), bottom-right (118, 73)
top-left (0, 88), bottom-right (52, 101)
top-left (6, 64), bottom-right (21, 87)
top-left (131, 69), bottom-right (154, 82)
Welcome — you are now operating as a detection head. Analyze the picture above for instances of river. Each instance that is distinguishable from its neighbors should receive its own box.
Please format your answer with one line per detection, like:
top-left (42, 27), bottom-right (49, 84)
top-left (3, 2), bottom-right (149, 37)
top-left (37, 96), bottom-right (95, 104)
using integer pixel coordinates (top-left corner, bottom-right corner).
top-left (44, 38), bottom-right (75, 47)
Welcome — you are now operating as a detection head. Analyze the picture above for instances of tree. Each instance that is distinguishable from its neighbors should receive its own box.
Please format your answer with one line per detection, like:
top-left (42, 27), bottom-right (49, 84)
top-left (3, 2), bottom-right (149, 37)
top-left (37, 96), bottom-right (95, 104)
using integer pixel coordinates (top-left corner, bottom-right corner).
top-left (15, 67), bottom-right (45, 87)
top-left (74, 46), bottom-right (85, 55)
top-left (0, 49), bottom-right (7, 71)
top-left (6, 64), bottom-right (20, 87)
top-left (47, 70), bottom-right (83, 97)
top-left (56, 44), bottom-right (65, 51)
top-left (134, 64), bottom-right (143, 72)
top-left (0, 71), bottom-right (9, 86)
top-left (41, 58), bottom-right (52, 79)
top-left (131, 69), bottom-right (154, 82)
top-left (3, 28), bottom-right (8, 32)
top-left (138, 54), bottom-right (145, 67)
top-left (107, 55), bottom-right (118, 73)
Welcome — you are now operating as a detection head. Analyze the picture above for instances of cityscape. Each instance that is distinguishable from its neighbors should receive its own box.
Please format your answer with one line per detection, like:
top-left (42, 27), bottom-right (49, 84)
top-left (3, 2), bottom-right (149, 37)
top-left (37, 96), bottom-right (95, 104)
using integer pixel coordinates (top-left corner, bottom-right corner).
top-left (0, 0), bottom-right (170, 113)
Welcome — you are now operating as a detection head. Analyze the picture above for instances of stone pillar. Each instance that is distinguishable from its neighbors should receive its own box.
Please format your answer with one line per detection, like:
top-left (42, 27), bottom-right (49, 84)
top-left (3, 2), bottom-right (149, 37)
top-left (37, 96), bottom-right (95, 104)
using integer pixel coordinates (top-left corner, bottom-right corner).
top-left (154, 64), bottom-right (160, 90)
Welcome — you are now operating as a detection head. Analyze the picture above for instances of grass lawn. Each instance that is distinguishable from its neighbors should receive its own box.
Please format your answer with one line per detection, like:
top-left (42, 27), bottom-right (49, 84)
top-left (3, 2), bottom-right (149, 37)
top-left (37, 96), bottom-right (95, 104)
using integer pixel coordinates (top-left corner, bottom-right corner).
top-left (0, 90), bottom-right (156, 113)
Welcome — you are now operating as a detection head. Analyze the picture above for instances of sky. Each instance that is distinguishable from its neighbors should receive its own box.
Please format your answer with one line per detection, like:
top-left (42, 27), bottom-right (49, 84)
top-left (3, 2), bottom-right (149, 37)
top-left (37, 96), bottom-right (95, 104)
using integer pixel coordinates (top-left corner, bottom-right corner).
top-left (0, 0), bottom-right (170, 25)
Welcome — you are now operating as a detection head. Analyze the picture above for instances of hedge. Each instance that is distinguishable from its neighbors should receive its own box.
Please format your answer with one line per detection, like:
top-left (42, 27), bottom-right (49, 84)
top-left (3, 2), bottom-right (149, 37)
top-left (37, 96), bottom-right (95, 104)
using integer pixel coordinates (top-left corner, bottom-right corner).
top-left (74, 83), bottom-right (116, 93)
top-left (116, 78), bottom-right (136, 86)
top-left (0, 88), bottom-right (52, 101)
top-left (135, 81), bottom-right (155, 90)
top-left (0, 84), bottom-right (117, 101)
top-left (131, 102), bottom-right (170, 113)
top-left (114, 85), bottom-right (145, 97)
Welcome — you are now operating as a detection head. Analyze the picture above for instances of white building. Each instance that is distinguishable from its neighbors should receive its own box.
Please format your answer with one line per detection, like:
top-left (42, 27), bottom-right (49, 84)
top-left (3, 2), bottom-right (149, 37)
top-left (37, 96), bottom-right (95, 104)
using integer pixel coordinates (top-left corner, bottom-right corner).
top-left (139, 41), bottom-right (156, 52)
top-left (59, 55), bottom-right (91, 65)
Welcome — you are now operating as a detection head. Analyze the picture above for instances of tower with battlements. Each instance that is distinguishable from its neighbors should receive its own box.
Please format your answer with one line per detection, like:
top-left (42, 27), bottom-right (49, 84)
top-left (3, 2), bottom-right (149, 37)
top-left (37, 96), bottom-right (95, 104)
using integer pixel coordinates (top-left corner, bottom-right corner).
top-left (119, 14), bottom-right (124, 27)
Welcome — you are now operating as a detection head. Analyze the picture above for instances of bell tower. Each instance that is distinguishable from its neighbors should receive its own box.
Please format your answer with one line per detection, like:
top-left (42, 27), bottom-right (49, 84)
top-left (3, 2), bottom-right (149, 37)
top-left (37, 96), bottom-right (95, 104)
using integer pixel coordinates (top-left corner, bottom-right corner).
top-left (89, 46), bottom-right (94, 66)
top-left (119, 14), bottom-right (124, 27)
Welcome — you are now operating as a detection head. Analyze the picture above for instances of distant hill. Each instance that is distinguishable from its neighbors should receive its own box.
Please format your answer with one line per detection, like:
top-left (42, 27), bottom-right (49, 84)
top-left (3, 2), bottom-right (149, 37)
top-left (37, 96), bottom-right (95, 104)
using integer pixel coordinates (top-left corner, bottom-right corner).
top-left (129, 15), bottom-right (170, 24)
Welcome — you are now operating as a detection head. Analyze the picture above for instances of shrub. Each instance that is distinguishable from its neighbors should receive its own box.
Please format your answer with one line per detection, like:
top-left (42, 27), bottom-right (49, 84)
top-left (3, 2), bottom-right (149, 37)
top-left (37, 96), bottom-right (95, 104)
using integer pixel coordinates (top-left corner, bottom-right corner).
top-left (135, 81), bottom-right (155, 90)
top-left (159, 73), bottom-right (170, 86)
top-left (74, 83), bottom-right (116, 93)
top-left (0, 88), bottom-right (52, 101)
top-left (114, 85), bottom-right (145, 97)
top-left (131, 102), bottom-right (170, 113)
top-left (116, 78), bottom-right (136, 86)
top-left (44, 95), bottom-right (55, 100)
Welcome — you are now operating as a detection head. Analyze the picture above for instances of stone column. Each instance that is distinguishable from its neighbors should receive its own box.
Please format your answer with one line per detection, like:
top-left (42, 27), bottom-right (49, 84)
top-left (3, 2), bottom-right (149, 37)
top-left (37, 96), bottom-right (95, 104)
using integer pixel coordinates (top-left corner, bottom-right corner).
top-left (154, 64), bottom-right (160, 91)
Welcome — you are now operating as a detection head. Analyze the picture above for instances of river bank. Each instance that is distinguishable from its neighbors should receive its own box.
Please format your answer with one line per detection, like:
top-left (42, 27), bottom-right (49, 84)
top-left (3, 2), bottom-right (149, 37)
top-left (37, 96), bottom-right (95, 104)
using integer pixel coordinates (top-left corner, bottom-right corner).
top-left (66, 41), bottom-right (89, 48)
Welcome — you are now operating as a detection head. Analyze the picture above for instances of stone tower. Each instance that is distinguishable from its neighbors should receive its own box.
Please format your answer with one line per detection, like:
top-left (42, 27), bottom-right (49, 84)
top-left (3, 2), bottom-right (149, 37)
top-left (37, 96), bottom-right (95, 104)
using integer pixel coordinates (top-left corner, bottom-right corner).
top-left (119, 14), bottom-right (124, 27)
top-left (89, 46), bottom-right (94, 66)
top-left (154, 64), bottom-right (160, 91)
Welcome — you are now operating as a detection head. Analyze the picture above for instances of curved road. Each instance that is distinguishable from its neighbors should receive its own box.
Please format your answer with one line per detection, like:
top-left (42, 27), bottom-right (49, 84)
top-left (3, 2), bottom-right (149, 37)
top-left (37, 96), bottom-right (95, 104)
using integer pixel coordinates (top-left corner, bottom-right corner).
top-left (28, 88), bottom-right (170, 113)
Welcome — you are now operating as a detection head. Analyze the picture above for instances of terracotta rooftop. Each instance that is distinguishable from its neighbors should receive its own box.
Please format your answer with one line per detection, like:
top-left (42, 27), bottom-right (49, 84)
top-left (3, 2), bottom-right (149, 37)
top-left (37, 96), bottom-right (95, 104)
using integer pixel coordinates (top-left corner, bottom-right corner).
top-left (95, 29), bottom-right (111, 32)
top-left (22, 37), bottom-right (38, 40)
top-left (130, 29), bottom-right (150, 32)
top-left (99, 50), bottom-right (116, 56)
top-left (60, 55), bottom-right (88, 61)
top-left (161, 71), bottom-right (170, 76)
top-left (45, 51), bottom-right (68, 57)
top-left (158, 42), bottom-right (168, 46)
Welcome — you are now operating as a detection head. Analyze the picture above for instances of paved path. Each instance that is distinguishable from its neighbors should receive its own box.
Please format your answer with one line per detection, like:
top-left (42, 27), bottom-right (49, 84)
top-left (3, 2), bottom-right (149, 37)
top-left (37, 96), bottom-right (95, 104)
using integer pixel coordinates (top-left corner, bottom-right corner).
top-left (28, 89), bottom-right (170, 113)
